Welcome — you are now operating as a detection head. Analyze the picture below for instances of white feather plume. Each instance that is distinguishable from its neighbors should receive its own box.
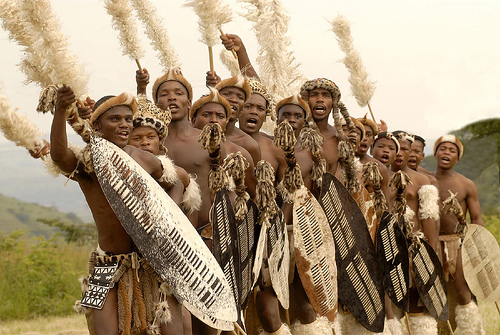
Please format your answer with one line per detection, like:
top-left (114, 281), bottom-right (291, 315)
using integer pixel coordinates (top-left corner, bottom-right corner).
top-left (104, 0), bottom-right (145, 61)
top-left (184, 0), bottom-right (233, 47)
top-left (330, 15), bottom-right (375, 107)
top-left (17, 0), bottom-right (89, 98)
top-left (130, 0), bottom-right (181, 70)
top-left (239, 0), bottom-right (305, 100)
top-left (219, 49), bottom-right (240, 76)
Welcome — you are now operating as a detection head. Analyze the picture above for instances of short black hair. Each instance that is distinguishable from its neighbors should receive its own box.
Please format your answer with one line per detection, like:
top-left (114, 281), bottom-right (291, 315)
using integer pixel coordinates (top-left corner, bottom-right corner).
top-left (413, 134), bottom-right (426, 147)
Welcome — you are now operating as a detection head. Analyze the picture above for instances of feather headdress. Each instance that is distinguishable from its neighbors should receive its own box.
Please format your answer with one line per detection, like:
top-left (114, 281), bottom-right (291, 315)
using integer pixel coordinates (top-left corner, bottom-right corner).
top-left (130, 0), bottom-right (181, 70)
top-left (104, 0), bottom-right (145, 65)
top-left (239, 0), bottom-right (305, 101)
top-left (330, 15), bottom-right (376, 118)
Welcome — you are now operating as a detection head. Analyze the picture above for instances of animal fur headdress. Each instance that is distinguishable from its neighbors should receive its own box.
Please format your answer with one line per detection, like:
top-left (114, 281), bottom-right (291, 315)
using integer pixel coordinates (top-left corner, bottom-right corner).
top-left (393, 130), bottom-right (414, 145)
top-left (189, 88), bottom-right (232, 120)
top-left (152, 67), bottom-right (193, 102)
top-left (299, 78), bottom-right (341, 103)
top-left (248, 79), bottom-right (275, 117)
top-left (357, 113), bottom-right (379, 136)
top-left (342, 116), bottom-right (365, 141)
top-left (434, 134), bottom-right (463, 159)
top-left (90, 92), bottom-right (138, 125)
top-left (372, 131), bottom-right (400, 153)
top-left (134, 94), bottom-right (171, 141)
top-left (275, 94), bottom-right (311, 123)
top-left (214, 74), bottom-right (252, 103)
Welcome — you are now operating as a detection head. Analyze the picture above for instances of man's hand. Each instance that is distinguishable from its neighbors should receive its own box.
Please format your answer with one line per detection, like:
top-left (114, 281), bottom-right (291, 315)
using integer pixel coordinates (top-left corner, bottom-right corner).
top-left (56, 86), bottom-right (76, 112)
top-left (378, 119), bottom-right (388, 132)
top-left (77, 96), bottom-right (95, 120)
top-left (29, 139), bottom-right (50, 159)
top-left (220, 33), bottom-right (243, 53)
top-left (136, 68), bottom-right (150, 95)
top-left (206, 71), bottom-right (221, 88)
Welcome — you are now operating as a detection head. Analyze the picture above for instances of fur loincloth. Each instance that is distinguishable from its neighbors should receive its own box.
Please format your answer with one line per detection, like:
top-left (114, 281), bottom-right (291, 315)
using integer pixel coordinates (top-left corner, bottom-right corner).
top-left (436, 234), bottom-right (460, 282)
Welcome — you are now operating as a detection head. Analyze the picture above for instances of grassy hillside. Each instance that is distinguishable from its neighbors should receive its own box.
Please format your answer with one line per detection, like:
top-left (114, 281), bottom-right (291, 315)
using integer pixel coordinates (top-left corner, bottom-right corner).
top-left (0, 193), bottom-right (87, 238)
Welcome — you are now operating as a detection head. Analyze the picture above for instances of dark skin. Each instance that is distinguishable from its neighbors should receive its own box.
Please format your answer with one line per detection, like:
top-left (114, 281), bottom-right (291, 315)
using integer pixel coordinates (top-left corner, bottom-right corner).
top-left (372, 137), bottom-right (398, 171)
top-left (434, 142), bottom-right (484, 305)
top-left (408, 140), bottom-right (438, 187)
top-left (51, 86), bottom-right (184, 335)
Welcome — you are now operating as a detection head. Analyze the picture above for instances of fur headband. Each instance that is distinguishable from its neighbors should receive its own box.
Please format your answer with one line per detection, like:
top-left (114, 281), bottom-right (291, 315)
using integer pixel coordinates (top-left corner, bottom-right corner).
top-left (434, 134), bottom-right (463, 159)
top-left (393, 130), bottom-right (414, 144)
top-left (275, 94), bottom-right (311, 122)
top-left (90, 92), bottom-right (138, 125)
top-left (134, 94), bottom-right (171, 141)
top-left (215, 74), bottom-right (252, 103)
top-left (247, 79), bottom-right (274, 117)
top-left (152, 67), bottom-right (193, 102)
top-left (299, 77), bottom-right (341, 103)
top-left (357, 113), bottom-right (379, 136)
top-left (342, 116), bottom-right (366, 141)
top-left (189, 88), bottom-right (232, 120)
top-left (373, 131), bottom-right (400, 153)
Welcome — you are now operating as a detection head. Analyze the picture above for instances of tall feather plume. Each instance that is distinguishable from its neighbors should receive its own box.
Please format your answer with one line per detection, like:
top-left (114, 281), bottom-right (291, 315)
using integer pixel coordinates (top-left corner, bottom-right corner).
top-left (104, 0), bottom-right (145, 63)
top-left (18, 0), bottom-right (89, 98)
top-left (220, 49), bottom-right (241, 76)
top-left (184, 0), bottom-right (233, 48)
top-left (130, 0), bottom-right (181, 70)
top-left (239, 0), bottom-right (305, 100)
top-left (330, 15), bottom-right (376, 116)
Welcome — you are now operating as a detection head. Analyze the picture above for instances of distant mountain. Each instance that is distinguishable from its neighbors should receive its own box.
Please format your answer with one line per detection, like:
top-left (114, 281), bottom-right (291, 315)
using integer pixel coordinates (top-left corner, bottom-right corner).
top-left (421, 118), bottom-right (500, 214)
top-left (0, 193), bottom-right (88, 238)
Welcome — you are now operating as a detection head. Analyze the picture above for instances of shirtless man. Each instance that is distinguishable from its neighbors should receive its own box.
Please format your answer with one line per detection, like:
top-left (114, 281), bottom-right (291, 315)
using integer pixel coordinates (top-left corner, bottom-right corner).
top-left (299, 78), bottom-right (340, 175)
top-left (51, 87), bottom-right (184, 335)
top-left (408, 134), bottom-right (438, 187)
top-left (433, 135), bottom-right (485, 334)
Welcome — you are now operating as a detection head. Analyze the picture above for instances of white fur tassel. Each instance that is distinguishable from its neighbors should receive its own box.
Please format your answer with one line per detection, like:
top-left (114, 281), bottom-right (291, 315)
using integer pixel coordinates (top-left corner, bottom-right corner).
top-left (258, 323), bottom-right (293, 334)
top-left (403, 205), bottom-right (416, 229)
top-left (157, 155), bottom-right (179, 185)
top-left (184, 0), bottom-right (232, 47)
top-left (455, 302), bottom-right (485, 335)
top-left (330, 15), bottom-right (376, 108)
top-left (154, 301), bottom-right (172, 325)
top-left (405, 314), bottom-right (437, 335)
top-left (239, 0), bottom-right (305, 100)
top-left (104, 0), bottom-right (145, 61)
top-left (385, 318), bottom-right (403, 335)
top-left (290, 315), bottom-right (334, 335)
top-left (341, 311), bottom-right (379, 335)
top-left (130, 0), bottom-right (181, 70)
top-left (417, 185), bottom-right (440, 220)
top-left (181, 175), bottom-right (202, 215)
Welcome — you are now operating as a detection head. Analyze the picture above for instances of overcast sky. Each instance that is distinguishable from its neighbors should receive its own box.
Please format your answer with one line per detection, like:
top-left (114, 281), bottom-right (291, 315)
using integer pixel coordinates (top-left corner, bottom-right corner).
top-left (1, 0), bottom-right (499, 151)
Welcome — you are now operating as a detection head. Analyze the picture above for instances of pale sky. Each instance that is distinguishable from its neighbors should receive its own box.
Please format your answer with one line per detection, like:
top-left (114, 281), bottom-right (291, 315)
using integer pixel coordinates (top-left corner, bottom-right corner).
top-left (1, 0), bottom-right (499, 148)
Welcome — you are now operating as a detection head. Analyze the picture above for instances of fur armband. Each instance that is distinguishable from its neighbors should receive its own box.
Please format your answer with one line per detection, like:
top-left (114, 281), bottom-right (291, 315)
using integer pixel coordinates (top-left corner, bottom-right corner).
top-left (157, 155), bottom-right (179, 185)
top-left (418, 185), bottom-right (440, 220)
top-left (180, 175), bottom-right (202, 215)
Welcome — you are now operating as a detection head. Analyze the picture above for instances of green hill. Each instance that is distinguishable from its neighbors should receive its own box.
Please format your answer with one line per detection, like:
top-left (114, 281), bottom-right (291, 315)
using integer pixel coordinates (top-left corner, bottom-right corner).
top-left (421, 118), bottom-right (500, 214)
top-left (0, 193), bottom-right (88, 237)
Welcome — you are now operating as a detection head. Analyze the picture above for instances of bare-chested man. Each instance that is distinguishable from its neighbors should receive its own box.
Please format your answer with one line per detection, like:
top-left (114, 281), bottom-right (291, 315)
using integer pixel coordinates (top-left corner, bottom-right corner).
top-left (408, 134), bottom-right (438, 187)
top-left (51, 87), bottom-right (184, 335)
top-left (433, 135), bottom-right (485, 334)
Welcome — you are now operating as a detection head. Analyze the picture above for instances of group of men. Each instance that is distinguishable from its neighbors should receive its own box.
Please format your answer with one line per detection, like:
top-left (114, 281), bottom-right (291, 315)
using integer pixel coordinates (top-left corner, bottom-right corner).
top-left (43, 32), bottom-right (486, 335)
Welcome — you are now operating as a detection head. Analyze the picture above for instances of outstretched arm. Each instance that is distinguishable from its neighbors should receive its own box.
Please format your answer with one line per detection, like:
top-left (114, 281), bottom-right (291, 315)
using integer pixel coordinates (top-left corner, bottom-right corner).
top-left (50, 86), bottom-right (79, 173)
top-left (220, 33), bottom-right (260, 80)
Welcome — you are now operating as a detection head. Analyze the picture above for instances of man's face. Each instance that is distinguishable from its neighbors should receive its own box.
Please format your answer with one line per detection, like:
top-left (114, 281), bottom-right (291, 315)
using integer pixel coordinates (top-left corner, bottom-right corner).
top-left (239, 93), bottom-right (267, 135)
top-left (408, 141), bottom-right (425, 170)
top-left (358, 126), bottom-right (374, 157)
top-left (434, 142), bottom-right (460, 170)
top-left (372, 138), bottom-right (397, 167)
top-left (129, 126), bottom-right (160, 155)
top-left (191, 102), bottom-right (227, 131)
top-left (307, 88), bottom-right (333, 122)
top-left (278, 104), bottom-right (305, 137)
top-left (219, 86), bottom-right (245, 122)
top-left (156, 81), bottom-right (191, 122)
top-left (94, 106), bottom-right (134, 148)
top-left (392, 139), bottom-right (411, 170)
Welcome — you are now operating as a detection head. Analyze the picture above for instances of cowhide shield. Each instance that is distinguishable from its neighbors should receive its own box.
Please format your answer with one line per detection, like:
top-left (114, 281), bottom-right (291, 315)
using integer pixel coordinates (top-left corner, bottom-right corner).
top-left (411, 238), bottom-right (449, 321)
top-left (376, 211), bottom-right (410, 312)
top-left (267, 211), bottom-right (290, 309)
top-left (319, 172), bottom-right (385, 332)
top-left (293, 185), bottom-right (337, 321)
top-left (211, 189), bottom-right (242, 326)
top-left (353, 188), bottom-right (378, 244)
top-left (462, 224), bottom-right (500, 303)
top-left (90, 135), bottom-right (236, 330)
top-left (237, 199), bottom-right (259, 308)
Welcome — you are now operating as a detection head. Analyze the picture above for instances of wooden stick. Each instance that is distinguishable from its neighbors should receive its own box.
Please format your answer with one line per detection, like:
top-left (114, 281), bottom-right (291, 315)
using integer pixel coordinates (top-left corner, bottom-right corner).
top-left (367, 102), bottom-right (376, 123)
top-left (219, 28), bottom-right (238, 59)
top-left (496, 301), bottom-right (500, 316)
top-left (233, 322), bottom-right (247, 335)
top-left (285, 309), bottom-right (290, 326)
top-left (404, 312), bottom-right (412, 335)
top-left (135, 58), bottom-right (142, 72)
top-left (208, 46), bottom-right (214, 73)
top-left (446, 320), bottom-right (455, 334)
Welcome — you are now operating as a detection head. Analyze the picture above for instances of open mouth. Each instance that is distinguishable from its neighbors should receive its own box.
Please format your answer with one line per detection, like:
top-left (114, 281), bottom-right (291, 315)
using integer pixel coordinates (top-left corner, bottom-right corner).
top-left (168, 104), bottom-right (178, 112)
top-left (117, 131), bottom-right (129, 139)
top-left (314, 105), bottom-right (326, 114)
top-left (247, 117), bottom-right (258, 125)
